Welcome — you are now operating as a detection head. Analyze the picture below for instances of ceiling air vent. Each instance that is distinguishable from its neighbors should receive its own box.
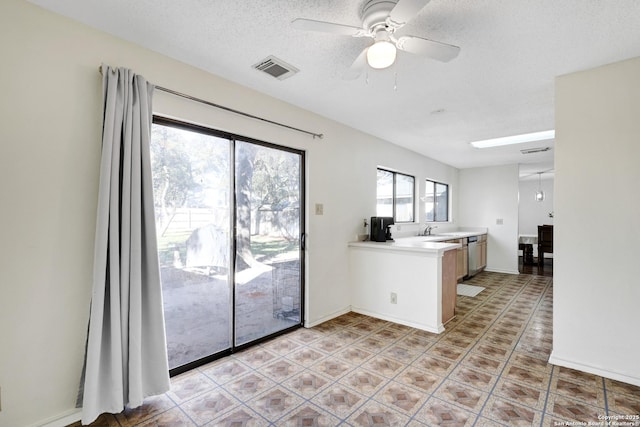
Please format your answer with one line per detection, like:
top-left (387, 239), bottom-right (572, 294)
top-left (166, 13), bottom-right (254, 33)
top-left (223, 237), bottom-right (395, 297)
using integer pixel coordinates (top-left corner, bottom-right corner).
top-left (252, 55), bottom-right (299, 80)
top-left (521, 147), bottom-right (552, 155)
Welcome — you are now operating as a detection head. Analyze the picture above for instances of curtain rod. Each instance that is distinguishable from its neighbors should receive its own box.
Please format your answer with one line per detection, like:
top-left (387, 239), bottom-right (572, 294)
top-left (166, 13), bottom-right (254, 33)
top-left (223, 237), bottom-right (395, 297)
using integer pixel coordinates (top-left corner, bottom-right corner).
top-left (98, 66), bottom-right (323, 139)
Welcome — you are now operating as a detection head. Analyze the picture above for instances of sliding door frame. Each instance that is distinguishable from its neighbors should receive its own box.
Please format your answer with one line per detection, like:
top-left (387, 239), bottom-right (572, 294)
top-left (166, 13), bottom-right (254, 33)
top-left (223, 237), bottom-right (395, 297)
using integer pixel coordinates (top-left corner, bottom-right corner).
top-left (153, 116), bottom-right (305, 376)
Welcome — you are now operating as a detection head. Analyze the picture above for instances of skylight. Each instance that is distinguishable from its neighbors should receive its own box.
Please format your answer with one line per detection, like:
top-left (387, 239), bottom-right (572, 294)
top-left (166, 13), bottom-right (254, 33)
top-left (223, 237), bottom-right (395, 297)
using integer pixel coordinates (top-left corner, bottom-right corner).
top-left (470, 130), bottom-right (555, 149)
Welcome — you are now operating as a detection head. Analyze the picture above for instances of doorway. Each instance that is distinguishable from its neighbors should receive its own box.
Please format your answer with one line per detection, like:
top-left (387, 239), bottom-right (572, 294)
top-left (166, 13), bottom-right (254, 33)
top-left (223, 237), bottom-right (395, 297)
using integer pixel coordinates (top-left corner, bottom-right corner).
top-left (518, 165), bottom-right (554, 277)
top-left (150, 117), bottom-right (304, 373)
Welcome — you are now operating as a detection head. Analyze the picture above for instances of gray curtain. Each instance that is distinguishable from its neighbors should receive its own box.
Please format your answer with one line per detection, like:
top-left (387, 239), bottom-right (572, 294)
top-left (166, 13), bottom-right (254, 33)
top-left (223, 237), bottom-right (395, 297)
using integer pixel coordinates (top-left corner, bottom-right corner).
top-left (82, 66), bottom-right (170, 424)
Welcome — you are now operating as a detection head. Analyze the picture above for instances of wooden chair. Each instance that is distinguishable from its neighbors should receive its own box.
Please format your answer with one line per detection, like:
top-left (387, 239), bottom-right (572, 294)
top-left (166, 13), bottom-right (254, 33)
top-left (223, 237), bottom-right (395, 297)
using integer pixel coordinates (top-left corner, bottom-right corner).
top-left (537, 225), bottom-right (553, 267)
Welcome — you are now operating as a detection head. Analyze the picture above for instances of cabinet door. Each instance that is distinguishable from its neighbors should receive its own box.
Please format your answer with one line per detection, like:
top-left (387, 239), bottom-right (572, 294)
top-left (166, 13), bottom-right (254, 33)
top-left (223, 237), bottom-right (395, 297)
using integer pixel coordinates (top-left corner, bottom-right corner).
top-left (442, 249), bottom-right (457, 324)
top-left (462, 246), bottom-right (469, 277)
top-left (479, 241), bottom-right (487, 269)
top-left (456, 247), bottom-right (465, 280)
top-left (447, 239), bottom-right (464, 280)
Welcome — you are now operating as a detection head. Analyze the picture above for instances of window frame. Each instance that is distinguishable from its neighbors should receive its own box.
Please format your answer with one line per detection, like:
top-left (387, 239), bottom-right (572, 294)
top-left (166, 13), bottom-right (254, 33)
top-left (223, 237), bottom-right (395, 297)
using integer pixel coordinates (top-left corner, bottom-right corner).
top-left (376, 168), bottom-right (416, 223)
top-left (424, 179), bottom-right (450, 222)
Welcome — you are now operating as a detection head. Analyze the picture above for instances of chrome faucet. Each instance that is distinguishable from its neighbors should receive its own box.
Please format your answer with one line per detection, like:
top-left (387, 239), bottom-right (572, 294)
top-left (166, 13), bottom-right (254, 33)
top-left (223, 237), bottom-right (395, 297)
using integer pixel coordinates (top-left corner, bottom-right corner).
top-left (423, 225), bottom-right (437, 236)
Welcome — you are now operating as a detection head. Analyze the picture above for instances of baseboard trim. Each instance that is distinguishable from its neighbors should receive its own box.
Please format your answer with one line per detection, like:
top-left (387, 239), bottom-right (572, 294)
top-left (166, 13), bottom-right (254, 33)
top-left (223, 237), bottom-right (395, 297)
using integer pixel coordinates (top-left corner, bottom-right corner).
top-left (484, 268), bottom-right (520, 275)
top-left (304, 306), bottom-right (352, 328)
top-left (549, 352), bottom-right (640, 387)
top-left (351, 307), bottom-right (444, 334)
top-left (32, 408), bottom-right (81, 427)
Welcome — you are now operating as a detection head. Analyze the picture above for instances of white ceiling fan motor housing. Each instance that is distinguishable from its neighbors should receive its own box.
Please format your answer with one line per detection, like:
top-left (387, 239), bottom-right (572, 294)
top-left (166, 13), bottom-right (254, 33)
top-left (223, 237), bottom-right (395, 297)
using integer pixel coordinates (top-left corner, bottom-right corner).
top-left (361, 0), bottom-right (398, 31)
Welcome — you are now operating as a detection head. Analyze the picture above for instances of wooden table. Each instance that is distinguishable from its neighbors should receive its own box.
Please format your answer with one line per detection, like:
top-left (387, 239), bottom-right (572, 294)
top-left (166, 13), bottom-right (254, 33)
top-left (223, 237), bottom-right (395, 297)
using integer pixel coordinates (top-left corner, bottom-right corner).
top-left (519, 235), bottom-right (537, 265)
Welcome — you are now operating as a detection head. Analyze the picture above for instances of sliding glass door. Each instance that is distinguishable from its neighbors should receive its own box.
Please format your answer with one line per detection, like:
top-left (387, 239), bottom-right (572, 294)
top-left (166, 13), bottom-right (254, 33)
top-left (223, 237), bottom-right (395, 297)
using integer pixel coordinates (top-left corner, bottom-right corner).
top-left (150, 118), bottom-right (304, 372)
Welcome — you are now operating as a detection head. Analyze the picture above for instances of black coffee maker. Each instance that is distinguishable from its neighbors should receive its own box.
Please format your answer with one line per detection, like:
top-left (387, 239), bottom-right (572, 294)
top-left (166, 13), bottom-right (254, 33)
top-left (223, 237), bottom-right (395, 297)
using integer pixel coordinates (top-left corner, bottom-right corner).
top-left (370, 216), bottom-right (395, 242)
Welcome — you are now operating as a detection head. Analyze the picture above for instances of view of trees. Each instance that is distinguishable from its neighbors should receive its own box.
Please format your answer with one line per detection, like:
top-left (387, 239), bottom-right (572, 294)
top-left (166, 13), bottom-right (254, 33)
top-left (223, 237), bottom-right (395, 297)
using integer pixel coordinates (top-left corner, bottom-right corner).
top-left (150, 124), bottom-right (229, 234)
top-left (150, 124), bottom-right (300, 271)
top-left (248, 142), bottom-right (301, 240)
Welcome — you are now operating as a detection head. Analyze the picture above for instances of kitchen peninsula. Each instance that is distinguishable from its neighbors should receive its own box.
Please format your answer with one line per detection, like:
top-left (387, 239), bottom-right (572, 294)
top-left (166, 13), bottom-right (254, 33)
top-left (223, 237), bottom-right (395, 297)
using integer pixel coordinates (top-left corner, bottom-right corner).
top-left (348, 238), bottom-right (460, 334)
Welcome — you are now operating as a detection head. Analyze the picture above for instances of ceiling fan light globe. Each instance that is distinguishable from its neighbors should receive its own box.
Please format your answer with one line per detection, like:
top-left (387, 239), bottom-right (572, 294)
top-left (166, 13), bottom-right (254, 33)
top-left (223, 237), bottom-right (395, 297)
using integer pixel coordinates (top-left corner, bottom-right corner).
top-left (367, 41), bottom-right (396, 69)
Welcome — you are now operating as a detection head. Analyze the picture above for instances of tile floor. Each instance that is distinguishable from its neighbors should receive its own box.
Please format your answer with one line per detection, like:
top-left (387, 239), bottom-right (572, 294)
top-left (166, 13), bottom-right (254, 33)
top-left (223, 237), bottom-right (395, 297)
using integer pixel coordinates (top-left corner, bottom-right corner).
top-left (71, 272), bottom-right (640, 426)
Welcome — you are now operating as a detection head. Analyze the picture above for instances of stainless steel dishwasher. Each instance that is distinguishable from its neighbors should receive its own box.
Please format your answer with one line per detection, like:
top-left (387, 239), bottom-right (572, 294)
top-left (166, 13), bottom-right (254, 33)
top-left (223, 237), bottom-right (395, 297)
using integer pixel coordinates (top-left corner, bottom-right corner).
top-left (467, 235), bottom-right (479, 277)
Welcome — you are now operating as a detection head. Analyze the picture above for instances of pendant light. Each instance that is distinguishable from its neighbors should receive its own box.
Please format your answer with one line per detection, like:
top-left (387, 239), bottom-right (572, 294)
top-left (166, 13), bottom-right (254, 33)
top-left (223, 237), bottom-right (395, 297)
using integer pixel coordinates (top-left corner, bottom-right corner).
top-left (535, 172), bottom-right (545, 202)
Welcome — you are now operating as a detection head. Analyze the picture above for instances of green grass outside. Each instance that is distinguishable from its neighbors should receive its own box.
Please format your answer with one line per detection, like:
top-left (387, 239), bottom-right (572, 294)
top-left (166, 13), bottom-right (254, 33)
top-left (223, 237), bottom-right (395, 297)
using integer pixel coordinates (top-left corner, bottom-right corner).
top-left (157, 232), bottom-right (296, 266)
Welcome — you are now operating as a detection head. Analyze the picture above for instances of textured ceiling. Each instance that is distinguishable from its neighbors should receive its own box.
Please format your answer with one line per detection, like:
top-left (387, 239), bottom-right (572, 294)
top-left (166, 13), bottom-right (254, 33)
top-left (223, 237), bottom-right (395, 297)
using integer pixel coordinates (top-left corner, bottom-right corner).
top-left (29, 0), bottom-right (640, 177)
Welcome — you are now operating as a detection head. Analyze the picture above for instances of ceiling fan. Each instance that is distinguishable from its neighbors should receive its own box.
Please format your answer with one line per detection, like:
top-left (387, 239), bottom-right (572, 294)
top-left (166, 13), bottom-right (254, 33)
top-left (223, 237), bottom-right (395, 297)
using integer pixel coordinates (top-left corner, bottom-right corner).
top-left (291, 0), bottom-right (460, 79)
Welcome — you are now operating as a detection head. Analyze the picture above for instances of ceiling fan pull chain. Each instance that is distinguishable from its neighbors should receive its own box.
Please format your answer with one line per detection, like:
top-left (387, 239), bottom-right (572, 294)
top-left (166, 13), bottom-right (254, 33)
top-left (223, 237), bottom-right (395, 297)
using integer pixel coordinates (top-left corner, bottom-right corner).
top-left (365, 71), bottom-right (369, 85)
top-left (394, 72), bottom-right (398, 91)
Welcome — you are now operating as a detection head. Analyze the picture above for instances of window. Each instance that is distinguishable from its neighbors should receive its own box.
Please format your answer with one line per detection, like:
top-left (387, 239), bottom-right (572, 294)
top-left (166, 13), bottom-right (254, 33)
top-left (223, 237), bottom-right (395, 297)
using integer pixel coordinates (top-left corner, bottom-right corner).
top-left (377, 168), bottom-right (415, 222)
top-left (425, 179), bottom-right (449, 222)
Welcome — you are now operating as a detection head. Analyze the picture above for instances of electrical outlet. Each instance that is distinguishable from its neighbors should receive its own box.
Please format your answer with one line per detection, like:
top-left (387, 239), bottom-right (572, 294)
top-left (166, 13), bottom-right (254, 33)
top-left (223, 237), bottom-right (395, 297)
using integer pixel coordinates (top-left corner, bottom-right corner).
top-left (390, 292), bottom-right (397, 304)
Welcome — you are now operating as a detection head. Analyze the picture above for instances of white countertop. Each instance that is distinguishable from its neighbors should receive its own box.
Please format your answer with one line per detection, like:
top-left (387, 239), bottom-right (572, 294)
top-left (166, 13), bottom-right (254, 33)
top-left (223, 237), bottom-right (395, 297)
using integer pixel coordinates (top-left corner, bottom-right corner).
top-left (348, 239), bottom-right (461, 255)
top-left (395, 231), bottom-right (486, 241)
top-left (349, 229), bottom-right (487, 254)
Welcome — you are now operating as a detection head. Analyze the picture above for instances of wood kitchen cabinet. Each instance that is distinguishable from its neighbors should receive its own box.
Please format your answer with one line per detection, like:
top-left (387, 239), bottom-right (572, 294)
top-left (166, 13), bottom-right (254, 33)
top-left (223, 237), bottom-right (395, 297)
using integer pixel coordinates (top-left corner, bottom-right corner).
top-left (441, 248), bottom-right (457, 324)
top-left (460, 245), bottom-right (469, 279)
top-left (479, 234), bottom-right (487, 269)
top-left (446, 238), bottom-right (468, 281)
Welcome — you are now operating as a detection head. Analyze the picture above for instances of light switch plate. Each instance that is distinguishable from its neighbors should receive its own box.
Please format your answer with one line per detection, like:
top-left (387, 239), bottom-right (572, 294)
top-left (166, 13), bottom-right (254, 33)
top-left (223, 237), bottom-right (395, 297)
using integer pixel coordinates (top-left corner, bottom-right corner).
top-left (315, 203), bottom-right (324, 215)
top-left (496, 218), bottom-right (504, 225)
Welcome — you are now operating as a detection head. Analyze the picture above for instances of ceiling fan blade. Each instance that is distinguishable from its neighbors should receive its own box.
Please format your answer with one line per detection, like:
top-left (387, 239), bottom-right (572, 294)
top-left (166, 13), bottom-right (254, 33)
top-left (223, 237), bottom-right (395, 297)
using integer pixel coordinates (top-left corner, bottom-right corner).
top-left (343, 48), bottom-right (368, 80)
top-left (291, 18), bottom-right (365, 37)
top-left (396, 35), bottom-right (460, 62)
top-left (388, 0), bottom-right (431, 27)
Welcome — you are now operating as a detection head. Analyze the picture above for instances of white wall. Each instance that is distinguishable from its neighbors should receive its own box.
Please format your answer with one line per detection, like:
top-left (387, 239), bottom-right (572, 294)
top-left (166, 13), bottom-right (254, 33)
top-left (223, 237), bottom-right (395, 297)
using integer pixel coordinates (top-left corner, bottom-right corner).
top-left (350, 247), bottom-right (445, 333)
top-left (518, 177), bottom-right (554, 235)
top-left (458, 165), bottom-right (520, 274)
top-left (0, 1), bottom-right (460, 425)
top-left (550, 57), bottom-right (640, 386)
